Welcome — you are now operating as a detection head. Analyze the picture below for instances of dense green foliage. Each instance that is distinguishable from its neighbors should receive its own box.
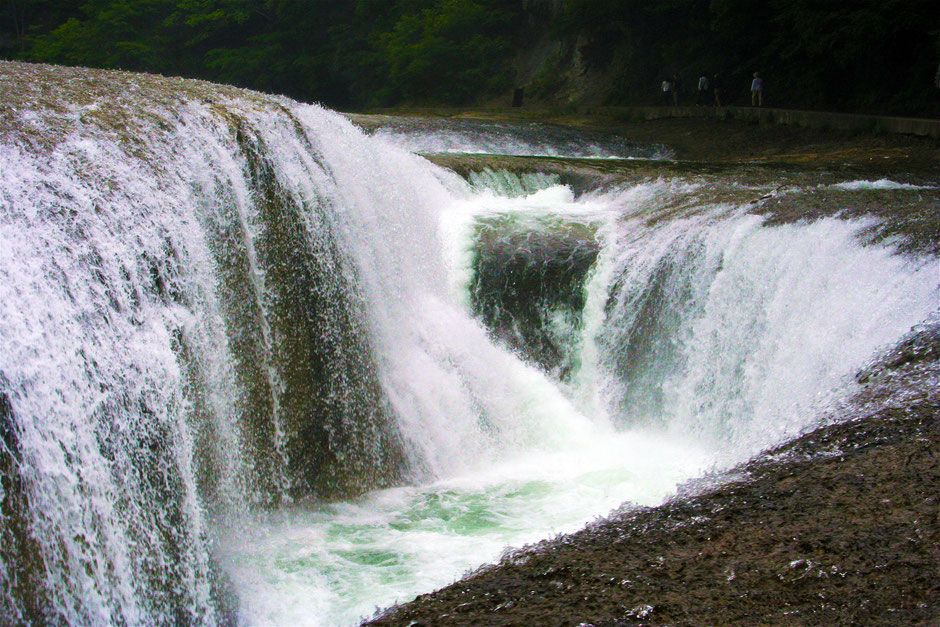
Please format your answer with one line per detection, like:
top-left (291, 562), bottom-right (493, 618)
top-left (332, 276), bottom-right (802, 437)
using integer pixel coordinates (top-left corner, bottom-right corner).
top-left (1, 0), bottom-right (519, 107)
top-left (2, 0), bottom-right (938, 115)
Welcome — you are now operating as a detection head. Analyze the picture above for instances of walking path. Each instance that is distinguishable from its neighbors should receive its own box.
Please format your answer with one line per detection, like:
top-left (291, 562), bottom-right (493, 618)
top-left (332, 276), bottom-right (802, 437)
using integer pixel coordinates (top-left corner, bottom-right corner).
top-left (601, 105), bottom-right (940, 139)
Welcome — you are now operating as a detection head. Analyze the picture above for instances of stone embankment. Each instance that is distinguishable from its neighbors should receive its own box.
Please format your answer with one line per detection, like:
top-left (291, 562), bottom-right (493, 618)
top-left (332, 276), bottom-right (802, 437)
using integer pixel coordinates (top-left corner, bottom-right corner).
top-left (603, 105), bottom-right (940, 139)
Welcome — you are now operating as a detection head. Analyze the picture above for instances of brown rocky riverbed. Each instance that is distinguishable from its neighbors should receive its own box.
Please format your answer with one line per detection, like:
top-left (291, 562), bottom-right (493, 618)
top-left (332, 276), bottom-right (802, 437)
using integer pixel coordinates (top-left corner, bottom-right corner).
top-left (363, 114), bottom-right (940, 626)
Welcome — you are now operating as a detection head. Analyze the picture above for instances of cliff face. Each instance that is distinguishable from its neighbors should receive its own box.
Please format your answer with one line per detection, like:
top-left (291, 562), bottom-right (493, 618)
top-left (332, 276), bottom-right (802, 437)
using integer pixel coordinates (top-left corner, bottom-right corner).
top-left (512, 0), bottom-right (650, 107)
top-left (512, 0), bottom-right (601, 106)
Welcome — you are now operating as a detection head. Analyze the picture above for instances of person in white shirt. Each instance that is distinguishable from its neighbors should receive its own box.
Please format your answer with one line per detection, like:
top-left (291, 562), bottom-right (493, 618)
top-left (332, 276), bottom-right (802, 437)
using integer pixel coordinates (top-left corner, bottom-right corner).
top-left (661, 78), bottom-right (673, 105)
top-left (697, 75), bottom-right (709, 105)
top-left (751, 72), bottom-right (763, 107)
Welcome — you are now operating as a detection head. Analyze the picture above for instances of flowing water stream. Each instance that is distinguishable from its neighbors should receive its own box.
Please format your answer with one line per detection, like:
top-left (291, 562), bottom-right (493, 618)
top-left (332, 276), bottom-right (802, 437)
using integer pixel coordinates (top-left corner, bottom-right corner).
top-left (1, 63), bottom-right (937, 625)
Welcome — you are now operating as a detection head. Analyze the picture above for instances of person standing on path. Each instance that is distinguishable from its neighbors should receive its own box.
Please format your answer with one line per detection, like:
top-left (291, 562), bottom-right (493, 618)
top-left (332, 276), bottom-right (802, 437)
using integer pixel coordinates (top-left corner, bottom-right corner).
top-left (751, 72), bottom-right (763, 107)
top-left (661, 78), bottom-right (673, 105)
top-left (697, 74), bottom-right (709, 105)
top-left (712, 74), bottom-right (723, 107)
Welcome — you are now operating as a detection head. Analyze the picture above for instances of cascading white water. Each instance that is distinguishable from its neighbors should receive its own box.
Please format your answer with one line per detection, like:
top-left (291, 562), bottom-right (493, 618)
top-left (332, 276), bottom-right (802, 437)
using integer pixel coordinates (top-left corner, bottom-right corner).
top-left (222, 174), bottom-right (937, 625)
top-left (594, 200), bottom-right (937, 457)
top-left (1, 64), bottom-right (582, 622)
top-left (347, 114), bottom-right (673, 159)
top-left (2, 63), bottom-right (937, 626)
top-left (445, 176), bottom-right (938, 449)
top-left (1, 91), bottom-right (239, 623)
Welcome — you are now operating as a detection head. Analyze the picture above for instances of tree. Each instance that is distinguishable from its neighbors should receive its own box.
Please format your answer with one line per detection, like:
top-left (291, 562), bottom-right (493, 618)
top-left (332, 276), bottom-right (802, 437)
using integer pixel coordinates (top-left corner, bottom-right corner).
top-left (375, 0), bottom-right (518, 105)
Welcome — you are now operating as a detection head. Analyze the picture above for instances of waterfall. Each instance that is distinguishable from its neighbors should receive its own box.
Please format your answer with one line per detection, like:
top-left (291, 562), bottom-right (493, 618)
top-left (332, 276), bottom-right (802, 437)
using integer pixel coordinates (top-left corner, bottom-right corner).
top-left (2, 62), bottom-right (937, 625)
top-left (0, 62), bottom-right (568, 623)
top-left (595, 204), bottom-right (936, 456)
top-left (462, 178), bottom-right (937, 456)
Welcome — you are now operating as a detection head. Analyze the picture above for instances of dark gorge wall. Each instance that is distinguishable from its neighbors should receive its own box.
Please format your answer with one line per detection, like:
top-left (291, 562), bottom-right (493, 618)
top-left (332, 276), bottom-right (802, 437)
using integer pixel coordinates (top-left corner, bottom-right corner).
top-left (470, 215), bottom-right (598, 380)
top-left (0, 390), bottom-right (49, 623)
top-left (514, 0), bottom-right (940, 116)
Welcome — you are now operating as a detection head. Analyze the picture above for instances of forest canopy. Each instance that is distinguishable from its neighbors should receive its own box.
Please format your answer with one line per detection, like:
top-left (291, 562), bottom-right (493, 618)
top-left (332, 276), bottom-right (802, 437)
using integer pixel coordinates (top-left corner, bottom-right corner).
top-left (2, 0), bottom-right (938, 116)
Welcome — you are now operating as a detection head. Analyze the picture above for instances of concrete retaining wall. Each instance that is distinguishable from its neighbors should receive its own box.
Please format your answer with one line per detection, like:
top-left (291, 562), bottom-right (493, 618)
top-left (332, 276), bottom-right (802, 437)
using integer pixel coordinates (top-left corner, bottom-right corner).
top-left (604, 106), bottom-right (940, 139)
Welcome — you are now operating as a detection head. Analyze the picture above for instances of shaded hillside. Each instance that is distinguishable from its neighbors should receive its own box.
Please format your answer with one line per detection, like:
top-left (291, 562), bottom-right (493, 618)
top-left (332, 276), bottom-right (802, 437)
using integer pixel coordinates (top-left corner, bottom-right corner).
top-left (3, 1), bottom-right (938, 116)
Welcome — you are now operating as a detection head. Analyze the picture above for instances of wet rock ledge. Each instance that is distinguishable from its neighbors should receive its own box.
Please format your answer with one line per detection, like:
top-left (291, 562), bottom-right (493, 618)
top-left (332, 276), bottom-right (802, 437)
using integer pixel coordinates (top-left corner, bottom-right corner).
top-left (366, 324), bottom-right (940, 626)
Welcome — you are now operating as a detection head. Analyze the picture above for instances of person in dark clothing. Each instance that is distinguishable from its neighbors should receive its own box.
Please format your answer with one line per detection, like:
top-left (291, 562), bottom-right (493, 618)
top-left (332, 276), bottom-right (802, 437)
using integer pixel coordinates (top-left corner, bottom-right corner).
top-left (712, 74), bottom-right (723, 107)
